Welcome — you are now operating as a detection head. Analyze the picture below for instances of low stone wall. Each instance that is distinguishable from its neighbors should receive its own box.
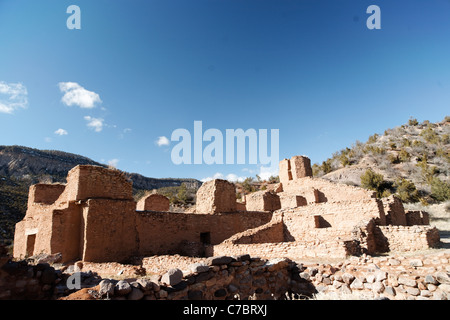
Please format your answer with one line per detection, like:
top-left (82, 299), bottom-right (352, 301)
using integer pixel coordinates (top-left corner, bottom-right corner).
top-left (62, 251), bottom-right (450, 301)
top-left (378, 225), bottom-right (440, 252)
top-left (67, 255), bottom-right (292, 300)
top-left (0, 258), bottom-right (61, 300)
top-left (210, 240), bottom-right (354, 260)
top-left (291, 252), bottom-right (450, 300)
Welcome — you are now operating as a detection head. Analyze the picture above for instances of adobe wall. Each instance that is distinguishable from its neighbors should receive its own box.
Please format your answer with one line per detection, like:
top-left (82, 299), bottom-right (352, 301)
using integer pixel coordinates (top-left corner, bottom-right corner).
top-left (282, 199), bottom-right (386, 239)
top-left (405, 211), bottom-right (430, 226)
top-left (222, 214), bottom-right (285, 245)
top-left (61, 165), bottom-right (133, 202)
top-left (211, 240), bottom-right (354, 260)
top-left (290, 156), bottom-right (313, 179)
top-left (279, 194), bottom-right (307, 209)
top-left (282, 177), bottom-right (377, 203)
top-left (381, 196), bottom-right (407, 226)
top-left (13, 206), bottom-right (55, 260)
top-left (27, 184), bottom-right (65, 208)
top-left (279, 156), bottom-right (312, 185)
top-left (195, 179), bottom-right (236, 214)
top-left (377, 225), bottom-right (440, 252)
top-left (49, 202), bottom-right (82, 262)
top-left (137, 194), bottom-right (170, 211)
top-left (80, 199), bottom-right (138, 262)
top-left (245, 190), bottom-right (281, 212)
top-left (278, 159), bottom-right (292, 185)
top-left (135, 211), bottom-right (273, 257)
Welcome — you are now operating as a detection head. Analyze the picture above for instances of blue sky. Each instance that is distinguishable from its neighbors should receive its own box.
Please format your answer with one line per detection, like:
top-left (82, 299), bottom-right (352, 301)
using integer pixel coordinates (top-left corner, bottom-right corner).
top-left (1, 0), bottom-right (449, 182)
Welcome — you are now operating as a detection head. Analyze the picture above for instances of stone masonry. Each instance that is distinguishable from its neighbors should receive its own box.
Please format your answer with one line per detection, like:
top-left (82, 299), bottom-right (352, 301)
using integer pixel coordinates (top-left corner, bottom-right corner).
top-left (136, 193), bottom-right (170, 211)
top-left (13, 155), bottom-right (441, 266)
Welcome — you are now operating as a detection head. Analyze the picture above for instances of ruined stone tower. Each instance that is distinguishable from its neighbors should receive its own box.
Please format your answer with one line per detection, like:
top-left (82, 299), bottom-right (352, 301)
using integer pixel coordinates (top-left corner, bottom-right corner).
top-left (279, 155), bottom-right (312, 184)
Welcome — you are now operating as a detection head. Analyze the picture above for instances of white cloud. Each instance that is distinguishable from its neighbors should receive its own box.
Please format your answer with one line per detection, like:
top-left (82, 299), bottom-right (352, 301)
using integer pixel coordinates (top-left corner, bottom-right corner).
top-left (107, 158), bottom-right (119, 168)
top-left (84, 116), bottom-right (104, 132)
top-left (54, 128), bottom-right (68, 136)
top-left (0, 81), bottom-right (28, 114)
top-left (225, 173), bottom-right (246, 183)
top-left (58, 82), bottom-right (102, 109)
top-left (201, 172), bottom-right (224, 182)
top-left (258, 165), bottom-right (279, 181)
top-left (156, 136), bottom-right (170, 146)
top-left (201, 172), bottom-right (245, 183)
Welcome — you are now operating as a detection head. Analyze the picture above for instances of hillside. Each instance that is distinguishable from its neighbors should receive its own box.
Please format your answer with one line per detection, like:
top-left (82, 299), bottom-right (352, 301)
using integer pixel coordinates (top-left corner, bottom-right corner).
top-left (313, 116), bottom-right (450, 204)
top-left (0, 145), bottom-right (201, 244)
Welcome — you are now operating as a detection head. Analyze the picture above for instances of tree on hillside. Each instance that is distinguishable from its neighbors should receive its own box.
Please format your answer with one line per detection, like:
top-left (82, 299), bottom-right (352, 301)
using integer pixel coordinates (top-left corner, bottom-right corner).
top-left (360, 169), bottom-right (391, 198)
top-left (394, 178), bottom-right (420, 203)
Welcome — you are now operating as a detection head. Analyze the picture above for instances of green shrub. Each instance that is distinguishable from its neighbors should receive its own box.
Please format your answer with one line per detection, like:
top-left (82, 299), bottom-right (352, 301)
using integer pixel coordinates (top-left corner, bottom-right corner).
top-left (360, 169), bottom-right (389, 198)
top-left (242, 177), bottom-right (256, 193)
top-left (340, 154), bottom-right (350, 167)
top-left (430, 177), bottom-right (450, 202)
top-left (321, 160), bottom-right (332, 174)
top-left (312, 164), bottom-right (321, 177)
top-left (420, 127), bottom-right (440, 144)
top-left (394, 178), bottom-right (420, 203)
top-left (388, 154), bottom-right (400, 164)
top-left (398, 149), bottom-right (410, 162)
top-left (402, 138), bottom-right (411, 148)
top-left (408, 117), bottom-right (419, 126)
top-left (367, 134), bottom-right (379, 144)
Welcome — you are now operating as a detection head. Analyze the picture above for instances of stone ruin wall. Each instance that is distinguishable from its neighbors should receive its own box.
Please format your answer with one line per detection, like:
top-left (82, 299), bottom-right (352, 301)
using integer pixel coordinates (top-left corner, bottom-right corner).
top-left (195, 179), bottom-right (236, 214)
top-left (377, 225), bottom-right (441, 253)
top-left (245, 190), bottom-right (281, 212)
top-left (27, 184), bottom-right (66, 207)
top-left (13, 155), bottom-right (441, 266)
top-left (136, 194), bottom-right (170, 211)
top-left (136, 211), bottom-right (273, 257)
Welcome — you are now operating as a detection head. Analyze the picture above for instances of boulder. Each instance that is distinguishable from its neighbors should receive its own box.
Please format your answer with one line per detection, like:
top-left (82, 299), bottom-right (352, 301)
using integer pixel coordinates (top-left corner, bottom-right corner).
top-left (115, 280), bottom-right (132, 296)
top-left (161, 268), bottom-right (183, 286)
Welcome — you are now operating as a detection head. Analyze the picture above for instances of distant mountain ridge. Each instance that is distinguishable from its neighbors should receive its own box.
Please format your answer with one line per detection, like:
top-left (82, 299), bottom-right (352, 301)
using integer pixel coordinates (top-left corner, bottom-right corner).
top-left (0, 145), bottom-right (202, 189)
top-left (0, 145), bottom-right (202, 244)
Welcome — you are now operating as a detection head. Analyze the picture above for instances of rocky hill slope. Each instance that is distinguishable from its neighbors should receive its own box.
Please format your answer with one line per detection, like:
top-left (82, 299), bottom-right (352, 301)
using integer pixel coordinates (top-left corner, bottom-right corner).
top-left (0, 145), bottom-right (201, 244)
top-left (313, 117), bottom-right (450, 203)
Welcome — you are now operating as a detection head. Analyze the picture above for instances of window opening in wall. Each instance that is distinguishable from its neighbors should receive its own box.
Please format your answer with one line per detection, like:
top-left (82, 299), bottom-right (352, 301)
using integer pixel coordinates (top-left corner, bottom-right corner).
top-left (26, 234), bottom-right (36, 257)
top-left (200, 232), bottom-right (211, 245)
top-left (314, 215), bottom-right (332, 228)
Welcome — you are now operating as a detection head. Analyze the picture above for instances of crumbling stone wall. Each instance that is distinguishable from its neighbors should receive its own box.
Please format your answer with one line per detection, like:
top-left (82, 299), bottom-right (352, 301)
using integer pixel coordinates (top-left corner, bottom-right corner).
top-left (60, 165), bottom-right (133, 202)
top-left (279, 156), bottom-right (312, 184)
top-left (211, 239), bottom-right (355, 260)
top-left (0, 245), bottom-right (61, 300)
top-left (14, 165), bottom-right (137, 263)
top-left (282, 199), bottom-right (386, 238)
top-left (195, 179), bottom-right (236, 214)
top-left (405, 211), bottom-right (430, 226)
top-left (282, 177), bottom-right (377, 204)
top-left (27, 184), bottom-right (65, 207)
top-left (381, 196), bottom-right (407, 226)
top-left (377, 225), bottom-right (440, 252)
top-left (136, 194), bottom-right (170, 211)
top-left (80, 199), bottom-right (137, 262)
top-left (245, 190), bottom-right (281, 212)
top-left (136, 211), bottom-right (273, 256)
